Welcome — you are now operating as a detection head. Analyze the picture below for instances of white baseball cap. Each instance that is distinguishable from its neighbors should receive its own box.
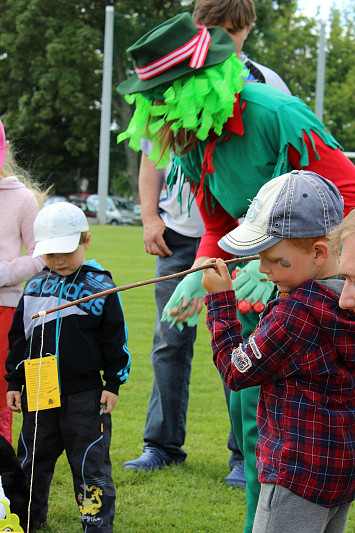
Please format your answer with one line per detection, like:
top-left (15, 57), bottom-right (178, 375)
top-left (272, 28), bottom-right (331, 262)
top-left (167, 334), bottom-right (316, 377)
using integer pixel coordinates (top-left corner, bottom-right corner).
top-left (33, 202), bottom-right (89, 257)
top-left (219, 170), bottom-right (344, 256)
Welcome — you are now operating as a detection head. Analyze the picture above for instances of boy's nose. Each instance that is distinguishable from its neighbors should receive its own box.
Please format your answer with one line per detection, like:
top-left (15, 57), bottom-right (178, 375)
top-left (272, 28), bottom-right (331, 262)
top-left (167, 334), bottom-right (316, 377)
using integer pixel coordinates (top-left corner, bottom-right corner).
top-left (339, 281), bottom-right (355, 311)
top-left (55, 255), bottom-right (66, 265)
top-left (258, 260), bottom-right (269, 274)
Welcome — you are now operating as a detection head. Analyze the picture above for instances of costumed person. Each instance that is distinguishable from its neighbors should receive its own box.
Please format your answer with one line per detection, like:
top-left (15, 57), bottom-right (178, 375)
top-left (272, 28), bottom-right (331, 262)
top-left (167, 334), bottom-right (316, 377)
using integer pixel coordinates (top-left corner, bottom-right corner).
top-left (0, 119), bottom-right (45, 445)
top-left (116, 13), bottom-right (355, 533)
top-left (201, 171), bottom-right (355, 533)
top-left (5, 202), bottom-right (131, 532)
top-left (123, 0), bottom-right (291, 490)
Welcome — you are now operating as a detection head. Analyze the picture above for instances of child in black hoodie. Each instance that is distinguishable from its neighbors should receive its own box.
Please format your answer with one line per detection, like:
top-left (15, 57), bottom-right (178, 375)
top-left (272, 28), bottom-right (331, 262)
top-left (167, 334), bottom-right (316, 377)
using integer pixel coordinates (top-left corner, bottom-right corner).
top-left (6, 202), bottom-right (131, 532)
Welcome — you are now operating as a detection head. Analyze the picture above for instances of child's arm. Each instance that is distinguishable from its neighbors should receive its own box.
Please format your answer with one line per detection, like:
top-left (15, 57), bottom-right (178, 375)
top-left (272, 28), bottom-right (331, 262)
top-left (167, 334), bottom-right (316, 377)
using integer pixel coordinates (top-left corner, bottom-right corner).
top-left (100, 290), bottom-right (131, 396)
top-left (204, 291), bottom-right (297, 391)
top-left (6, 391), bottom-right (22, 413)
top-left (202, 258), bottom-right (233, 294)
top-left (6, 298), bottom-right (27, 393)
top-left (100, 390), bottom-right (118, 414)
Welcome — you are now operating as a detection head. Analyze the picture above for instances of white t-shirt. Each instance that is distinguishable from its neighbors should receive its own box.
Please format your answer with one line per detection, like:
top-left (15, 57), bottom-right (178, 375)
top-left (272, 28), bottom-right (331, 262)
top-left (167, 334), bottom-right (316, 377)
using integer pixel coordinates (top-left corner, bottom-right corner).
top-left (241, 54), bottom-right (291, 95)
top-left (141, 139), bottom-right (205, 238)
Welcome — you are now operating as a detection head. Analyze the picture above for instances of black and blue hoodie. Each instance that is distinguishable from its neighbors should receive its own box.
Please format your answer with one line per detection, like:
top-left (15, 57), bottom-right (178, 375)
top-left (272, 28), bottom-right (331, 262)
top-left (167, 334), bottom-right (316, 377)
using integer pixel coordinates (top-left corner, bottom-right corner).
top-left (6, 259), bottom-right (131, 396)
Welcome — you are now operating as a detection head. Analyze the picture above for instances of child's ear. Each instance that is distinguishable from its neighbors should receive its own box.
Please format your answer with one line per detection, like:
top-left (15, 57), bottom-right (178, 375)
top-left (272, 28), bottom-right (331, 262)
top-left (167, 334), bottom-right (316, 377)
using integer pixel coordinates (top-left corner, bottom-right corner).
top-left (84, 232), bottom-right (91, 251)
top-left (313, 241), bottom-right (329, 266)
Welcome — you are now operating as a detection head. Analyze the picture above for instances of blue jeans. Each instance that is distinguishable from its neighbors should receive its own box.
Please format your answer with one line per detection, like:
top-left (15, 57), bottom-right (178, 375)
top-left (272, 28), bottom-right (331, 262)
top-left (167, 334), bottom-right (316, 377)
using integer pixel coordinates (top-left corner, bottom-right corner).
top-left (143, 228), bottom-right (242, 464)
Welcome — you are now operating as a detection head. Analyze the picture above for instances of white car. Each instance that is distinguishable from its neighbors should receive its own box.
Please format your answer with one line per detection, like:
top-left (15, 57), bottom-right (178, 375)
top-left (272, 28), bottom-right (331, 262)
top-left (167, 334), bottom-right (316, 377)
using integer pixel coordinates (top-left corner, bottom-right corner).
top-left (133, 204), bottom-right (142, 222)
top-left (86, 195), bottom-right (123, 225)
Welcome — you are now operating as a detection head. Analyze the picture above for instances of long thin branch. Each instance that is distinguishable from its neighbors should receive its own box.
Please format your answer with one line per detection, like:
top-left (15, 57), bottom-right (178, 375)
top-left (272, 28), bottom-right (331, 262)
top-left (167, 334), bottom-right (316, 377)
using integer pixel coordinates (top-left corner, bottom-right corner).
top-left (30, 255), bottom-right (259, 319)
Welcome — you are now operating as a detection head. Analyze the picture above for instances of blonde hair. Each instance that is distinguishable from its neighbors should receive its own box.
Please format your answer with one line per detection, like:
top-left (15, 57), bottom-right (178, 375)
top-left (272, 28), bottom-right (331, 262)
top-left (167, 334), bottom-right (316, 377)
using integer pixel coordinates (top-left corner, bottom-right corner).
top-left (193, 0), bottom-right (256, 30)
top-left (79, 232), bottom-right (88, 245)
top-left (287, 236), bottom-right (328, 253)
top-left (328, 209), bottom-right (355, 254)
top-left (1, 143), bottom-right (49, 208)
top-left (150, 120), bottom-right (200, 162)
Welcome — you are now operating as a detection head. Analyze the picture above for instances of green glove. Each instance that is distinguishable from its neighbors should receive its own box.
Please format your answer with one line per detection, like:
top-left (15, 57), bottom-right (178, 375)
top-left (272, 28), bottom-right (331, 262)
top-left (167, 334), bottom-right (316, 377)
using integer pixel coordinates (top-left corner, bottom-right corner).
top-left (232, 259), bottom-right (274, 308)
top-left (161, 270), bottom-right (205, 331)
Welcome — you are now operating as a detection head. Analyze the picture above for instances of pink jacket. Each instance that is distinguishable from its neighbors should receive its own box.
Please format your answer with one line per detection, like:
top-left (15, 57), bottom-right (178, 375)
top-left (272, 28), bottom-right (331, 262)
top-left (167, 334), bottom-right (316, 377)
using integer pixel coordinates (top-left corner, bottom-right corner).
top-left (0, 176), bottom-right (44, 307)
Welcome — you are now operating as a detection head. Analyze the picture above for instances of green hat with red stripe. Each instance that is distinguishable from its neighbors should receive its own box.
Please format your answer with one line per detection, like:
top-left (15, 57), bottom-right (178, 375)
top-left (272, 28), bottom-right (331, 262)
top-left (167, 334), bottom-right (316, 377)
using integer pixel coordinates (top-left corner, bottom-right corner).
top-left (117, 12), bottom-right (235, 95)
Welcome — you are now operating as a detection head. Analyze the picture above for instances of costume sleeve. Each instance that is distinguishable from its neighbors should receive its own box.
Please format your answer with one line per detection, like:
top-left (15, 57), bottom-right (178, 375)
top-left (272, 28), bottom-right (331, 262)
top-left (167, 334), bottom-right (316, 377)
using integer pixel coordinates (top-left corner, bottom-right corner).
top-left (100, 291), bottom-right (131, 395)
top-left (5, 298), bottom-right (27, 392)
top-left (0, 192), bottom-right (44, 288)
top-left (204, 290), bottom-right (300, 391)
top-left (195, 190), bottom-right (238, 260)
top-left (288, 131), bottom-right (355, 216)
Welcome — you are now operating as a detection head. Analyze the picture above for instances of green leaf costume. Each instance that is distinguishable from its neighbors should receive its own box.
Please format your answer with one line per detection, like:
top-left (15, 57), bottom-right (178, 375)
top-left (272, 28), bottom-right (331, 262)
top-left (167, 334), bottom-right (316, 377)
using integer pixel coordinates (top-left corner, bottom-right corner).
top-left (166, 82), bottom-right (341, 220)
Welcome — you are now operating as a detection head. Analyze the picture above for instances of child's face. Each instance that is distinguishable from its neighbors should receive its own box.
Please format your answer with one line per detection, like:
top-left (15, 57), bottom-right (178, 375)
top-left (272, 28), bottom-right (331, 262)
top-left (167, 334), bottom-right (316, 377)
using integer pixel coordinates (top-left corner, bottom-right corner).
top-left (258, 239), bottom-right (320, 293)
top-left (43, 233), bottom-right (90, 277)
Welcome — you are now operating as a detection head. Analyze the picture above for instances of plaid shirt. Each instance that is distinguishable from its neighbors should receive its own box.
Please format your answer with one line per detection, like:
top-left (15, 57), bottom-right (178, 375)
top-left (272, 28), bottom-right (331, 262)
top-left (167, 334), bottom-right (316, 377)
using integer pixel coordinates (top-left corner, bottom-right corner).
top-left (204, 279), bottom-right (355, 507)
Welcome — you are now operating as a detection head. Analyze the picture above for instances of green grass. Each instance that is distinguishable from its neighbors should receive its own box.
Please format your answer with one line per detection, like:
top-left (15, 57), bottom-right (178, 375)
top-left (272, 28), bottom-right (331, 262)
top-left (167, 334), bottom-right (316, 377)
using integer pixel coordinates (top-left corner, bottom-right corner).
top-left (13, 225), bottom-right (354, 532)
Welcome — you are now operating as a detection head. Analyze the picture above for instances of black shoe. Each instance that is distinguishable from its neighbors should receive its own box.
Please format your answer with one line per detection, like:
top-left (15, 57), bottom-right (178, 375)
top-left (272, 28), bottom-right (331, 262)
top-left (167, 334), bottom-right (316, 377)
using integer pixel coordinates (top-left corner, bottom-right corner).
top-left (30, 518), bottom-right (47, 532)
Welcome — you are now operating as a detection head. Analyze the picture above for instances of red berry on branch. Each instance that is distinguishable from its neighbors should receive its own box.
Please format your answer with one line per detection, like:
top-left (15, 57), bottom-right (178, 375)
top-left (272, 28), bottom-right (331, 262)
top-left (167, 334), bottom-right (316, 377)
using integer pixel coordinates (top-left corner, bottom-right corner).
top-left (252, 301), bottom-right (265, 314)
top-left (237, 300), bottom-right (252, 314)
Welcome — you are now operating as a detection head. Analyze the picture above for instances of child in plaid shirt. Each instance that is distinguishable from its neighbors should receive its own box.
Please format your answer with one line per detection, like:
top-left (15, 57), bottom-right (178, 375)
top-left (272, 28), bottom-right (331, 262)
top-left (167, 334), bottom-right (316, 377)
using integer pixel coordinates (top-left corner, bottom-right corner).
top-left (202, 170), bottom-right (354, 533)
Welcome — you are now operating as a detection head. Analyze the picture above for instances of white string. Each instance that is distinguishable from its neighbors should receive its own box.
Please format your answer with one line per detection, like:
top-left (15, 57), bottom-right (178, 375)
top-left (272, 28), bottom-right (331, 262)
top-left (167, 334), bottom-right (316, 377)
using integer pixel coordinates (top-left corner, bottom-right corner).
top-left (25, 267), bottom-right (82, 532)
top-left (26, 312), bottom-right (45, 533)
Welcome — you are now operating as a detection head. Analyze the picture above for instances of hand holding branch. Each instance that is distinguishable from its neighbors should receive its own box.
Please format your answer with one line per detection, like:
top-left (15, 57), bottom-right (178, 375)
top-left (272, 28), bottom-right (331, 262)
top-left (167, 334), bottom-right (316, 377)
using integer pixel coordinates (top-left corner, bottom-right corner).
top-left (202, 258), bottom-right (234, 294)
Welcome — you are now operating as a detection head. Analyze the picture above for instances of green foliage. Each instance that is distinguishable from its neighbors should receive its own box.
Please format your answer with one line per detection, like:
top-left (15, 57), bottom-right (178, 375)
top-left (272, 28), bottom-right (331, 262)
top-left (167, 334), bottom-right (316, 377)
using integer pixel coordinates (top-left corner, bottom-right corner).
top-left (0, 0), bottom-right (104, 193)
top-left (323, 7), bottom-right (355, 150)
top-left (12, 225), bottom-right (355, 532)
top-left (248, 12), bottom-right (319, 104)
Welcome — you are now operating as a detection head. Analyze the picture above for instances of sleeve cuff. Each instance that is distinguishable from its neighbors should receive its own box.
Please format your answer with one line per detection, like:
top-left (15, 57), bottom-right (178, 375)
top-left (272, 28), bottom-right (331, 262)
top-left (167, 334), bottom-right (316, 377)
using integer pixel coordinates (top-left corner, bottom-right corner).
top-left (103, 380), bottom-right (120, 395)
top-left (204, 290), bottom-right (238, 317)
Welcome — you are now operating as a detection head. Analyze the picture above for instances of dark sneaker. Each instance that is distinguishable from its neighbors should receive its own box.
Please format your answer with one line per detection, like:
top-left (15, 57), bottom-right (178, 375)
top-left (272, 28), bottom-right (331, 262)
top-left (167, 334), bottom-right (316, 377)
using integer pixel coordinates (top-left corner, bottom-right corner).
top-left (124, 446), bottom-right (173, 472)
top-left (225, 463), bottom-right (247, 488)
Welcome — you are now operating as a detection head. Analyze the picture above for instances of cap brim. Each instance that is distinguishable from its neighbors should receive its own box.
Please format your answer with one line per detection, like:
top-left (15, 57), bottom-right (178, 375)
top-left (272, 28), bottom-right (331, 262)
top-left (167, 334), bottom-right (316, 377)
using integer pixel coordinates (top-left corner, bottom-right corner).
top-left (117, 27), bottom-right (235, 95)
top-left (218, 223), bottom-right (282, 256)
top-left (32, 233), bottom-right (81, 258)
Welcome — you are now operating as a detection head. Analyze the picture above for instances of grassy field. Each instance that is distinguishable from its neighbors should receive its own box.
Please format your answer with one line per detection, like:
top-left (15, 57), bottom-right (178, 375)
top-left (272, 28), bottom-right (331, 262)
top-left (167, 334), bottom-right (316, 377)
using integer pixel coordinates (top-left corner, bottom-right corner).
top-left (13, 225), bottom-right (354, 532)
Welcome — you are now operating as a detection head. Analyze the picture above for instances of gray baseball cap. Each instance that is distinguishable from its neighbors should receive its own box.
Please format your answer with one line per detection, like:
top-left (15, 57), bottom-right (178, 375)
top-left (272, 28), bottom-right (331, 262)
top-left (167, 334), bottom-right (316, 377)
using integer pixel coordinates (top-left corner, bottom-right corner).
top-left (219, 170), bottom-right (344, 256)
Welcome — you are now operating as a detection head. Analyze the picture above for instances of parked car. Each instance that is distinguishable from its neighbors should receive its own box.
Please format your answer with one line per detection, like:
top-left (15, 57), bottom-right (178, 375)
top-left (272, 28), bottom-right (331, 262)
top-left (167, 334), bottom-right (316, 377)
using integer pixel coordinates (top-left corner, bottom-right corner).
top-left (66, 193), bottom-right (133, 225)
top-left (86, 194), bottom-right (124, 225)
top-left (44, 195), bottom-right (67, 207)
top-left (133, 203), bottom-right (142, 223)
top-left (111, 195), bottom-right (135, 225)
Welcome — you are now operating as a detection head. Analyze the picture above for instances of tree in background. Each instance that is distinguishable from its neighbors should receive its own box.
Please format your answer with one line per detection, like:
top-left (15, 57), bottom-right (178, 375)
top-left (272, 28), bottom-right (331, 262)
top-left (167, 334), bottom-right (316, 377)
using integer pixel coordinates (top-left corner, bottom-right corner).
top-left (0, 0), bottom-right (105, 194)
top-left (245, 5), bottom-right (318, 104)
top-left (324, 7), bottom-right (355, 150)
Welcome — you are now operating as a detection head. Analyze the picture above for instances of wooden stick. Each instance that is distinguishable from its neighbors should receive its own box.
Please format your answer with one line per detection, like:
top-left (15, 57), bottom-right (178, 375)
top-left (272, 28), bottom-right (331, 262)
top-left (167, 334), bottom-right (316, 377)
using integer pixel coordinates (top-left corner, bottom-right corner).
top-left (30, 255), bottom-right (259, 319)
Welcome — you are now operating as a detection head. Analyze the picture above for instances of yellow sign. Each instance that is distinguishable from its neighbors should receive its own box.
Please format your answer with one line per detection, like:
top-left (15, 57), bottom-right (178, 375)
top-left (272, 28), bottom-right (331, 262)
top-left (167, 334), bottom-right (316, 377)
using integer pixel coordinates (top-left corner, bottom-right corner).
top-left (24, 356), bottom-right (61, 412)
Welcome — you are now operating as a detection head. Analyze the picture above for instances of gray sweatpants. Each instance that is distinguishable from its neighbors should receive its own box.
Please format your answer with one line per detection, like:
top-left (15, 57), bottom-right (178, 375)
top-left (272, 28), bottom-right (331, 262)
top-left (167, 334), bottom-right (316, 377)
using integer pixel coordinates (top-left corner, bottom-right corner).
top-left (252, 483), bottom-right (352, 533)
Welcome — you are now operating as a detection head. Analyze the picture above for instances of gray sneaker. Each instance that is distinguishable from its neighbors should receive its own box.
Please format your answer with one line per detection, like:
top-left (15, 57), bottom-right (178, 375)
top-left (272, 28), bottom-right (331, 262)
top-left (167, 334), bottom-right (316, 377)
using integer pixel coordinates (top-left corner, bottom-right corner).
top-left (124, 446), bottom-right (173, 472)
top-left (225, 463), bottom-right (246, 488)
